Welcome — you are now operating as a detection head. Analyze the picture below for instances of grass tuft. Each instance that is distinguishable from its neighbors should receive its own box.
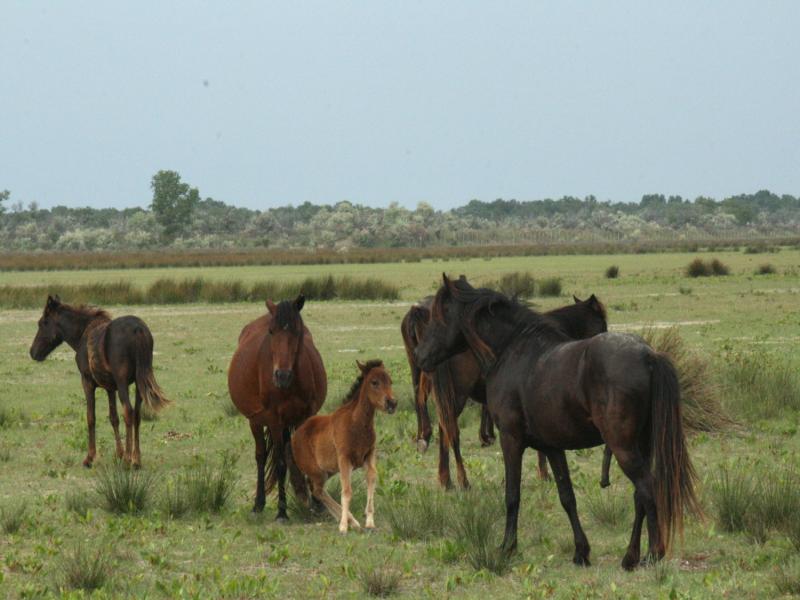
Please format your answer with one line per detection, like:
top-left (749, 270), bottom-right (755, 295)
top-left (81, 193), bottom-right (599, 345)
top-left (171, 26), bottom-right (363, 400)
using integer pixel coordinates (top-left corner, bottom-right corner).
top-left (384, 485), bottom-right (449, 540)
top-left (490, 272), bottom-right (536, 298)
top-left (65, 489), bottom-right (92, 518)
top-left (94, 462), bottom-right (154, 514)
top-left (773, 558), bottom-right (800, 596)
top-left (719, 349), bottom-right (800, 419)
top-left (449, 488), bottom-right (513, 575)
top-left (605, 265), bottom-right (620, 278)
top-left (162, 452), bottom-right (238, 516)
top-left (221, 399), bottom-right (239, 417)
top-left (58, 542), bottom-right (112, 592)
top-left (537, 277), bottom-right (562, 297)
top-left (584, 486), bottom-right (631, 527)
top-left (0, 501), bottom-right (27, 534)
top-left (755, 263), bottom-right (776, 275)
top-left (686, 257), bottom-right (730, 277)
top-left (358, 563), bottom-right (401, 597)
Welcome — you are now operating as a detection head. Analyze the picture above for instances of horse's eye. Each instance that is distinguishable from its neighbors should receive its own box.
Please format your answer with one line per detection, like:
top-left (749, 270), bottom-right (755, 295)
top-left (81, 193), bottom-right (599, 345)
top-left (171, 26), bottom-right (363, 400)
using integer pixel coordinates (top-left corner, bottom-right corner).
top-left (371, 380), bottom-right (379, 387)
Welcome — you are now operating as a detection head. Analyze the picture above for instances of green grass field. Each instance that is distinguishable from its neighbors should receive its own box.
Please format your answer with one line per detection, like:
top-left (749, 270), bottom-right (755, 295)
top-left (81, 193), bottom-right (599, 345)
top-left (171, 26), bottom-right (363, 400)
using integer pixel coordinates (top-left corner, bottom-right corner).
top-left (1, 249), bottom-right (799, 598)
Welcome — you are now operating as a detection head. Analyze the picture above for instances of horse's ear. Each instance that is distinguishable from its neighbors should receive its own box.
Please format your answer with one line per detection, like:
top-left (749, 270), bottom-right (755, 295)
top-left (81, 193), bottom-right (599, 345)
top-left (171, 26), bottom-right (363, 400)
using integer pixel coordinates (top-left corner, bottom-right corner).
top-left (573, 294), bottom-right (582, 304)
top-left (442, 272), bottom-right (450, 286)
top-left (588, 294), bottom-right (602, 312)
top-left (294, 294), bottom-right (305, 312)
top-left (46, 295), bottom-right (61, 311)
top-left (266, 300), bottom-right (277, 315)
top-left (356, 360), bottom-right (367, 373)
top-left (458, 274), bottom-right (467, 282)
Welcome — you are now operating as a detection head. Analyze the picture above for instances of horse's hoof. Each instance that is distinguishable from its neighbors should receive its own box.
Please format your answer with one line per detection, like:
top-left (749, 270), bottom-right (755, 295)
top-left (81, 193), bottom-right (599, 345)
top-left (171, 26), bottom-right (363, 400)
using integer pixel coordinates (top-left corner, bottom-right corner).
top-left (416, 439), bottom-right (428, 454)
top-left (600, 479), bottom-right (610, 489)
top-left (480, 437), bottom-right (495, 447)
top-left (252, 503), bottom-right (265, 514)
top-left (573, 554), bottom-right (591, 567)
top-left (275, 514), bottom-right (289, 524)
top-left (621, 554), bottom-right (639, 571)
top-left (82, 460), bottom-right (93, 469)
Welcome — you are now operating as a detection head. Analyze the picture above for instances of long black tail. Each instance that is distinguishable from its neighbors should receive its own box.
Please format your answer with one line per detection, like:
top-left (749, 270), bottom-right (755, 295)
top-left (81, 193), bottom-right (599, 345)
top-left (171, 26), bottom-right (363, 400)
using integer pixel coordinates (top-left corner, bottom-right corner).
top-left (650, 352), bottom-right (702, 551)
top-left (133, 326), bottom-right (170, 412)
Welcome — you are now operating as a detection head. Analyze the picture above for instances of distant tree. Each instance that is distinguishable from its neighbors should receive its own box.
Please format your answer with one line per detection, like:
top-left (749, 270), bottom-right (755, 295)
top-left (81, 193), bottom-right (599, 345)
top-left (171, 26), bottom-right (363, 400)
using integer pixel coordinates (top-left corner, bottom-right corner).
top-left (150, 170), bottom-right (200, 238)
top-left (0, 189), bottom-right (8, 215)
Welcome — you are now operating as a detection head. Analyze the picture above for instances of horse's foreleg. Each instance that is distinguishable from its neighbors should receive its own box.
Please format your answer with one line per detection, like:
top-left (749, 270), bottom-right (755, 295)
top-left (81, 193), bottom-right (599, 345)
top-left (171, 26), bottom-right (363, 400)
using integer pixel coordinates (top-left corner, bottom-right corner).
top-left (537, 451), bottom-right (551, 481)
top-left (337, 459), bottom-right (361, 533)
top-left (547, 449), bottom-right (591, 566)
top-left (365, 450), bottom-right (377, 529)
top-left (415, 373), bottom-right (433, 453)
top-left (499, 432), bottom-right (525, 555)
top-left (452, 427), bottom-right (470, 489)
top-left (274, 428), bottom-right (290, 522)
top-left (437, 425), bottom-right (452, 489)
top-left (106, 390), bottom-right (123, 459)
top-left (479, 405), bottom-right (496, 446)
top-left (131, 388), bottom-right (143, 468)
top-left (81, 377), bottom-right (97, 468)
top-left (249, 421), bottom-right (267, 513)
top-left (117, 383), bottom-right (134, 465)
top-left (600, 445), bottom-right (612, 488)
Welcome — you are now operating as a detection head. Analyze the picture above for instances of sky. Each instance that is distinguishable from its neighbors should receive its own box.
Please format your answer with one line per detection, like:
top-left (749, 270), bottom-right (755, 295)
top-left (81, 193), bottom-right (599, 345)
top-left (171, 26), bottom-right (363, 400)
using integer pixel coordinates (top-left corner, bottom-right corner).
top-left (1, 1), bottom-right (799, 211)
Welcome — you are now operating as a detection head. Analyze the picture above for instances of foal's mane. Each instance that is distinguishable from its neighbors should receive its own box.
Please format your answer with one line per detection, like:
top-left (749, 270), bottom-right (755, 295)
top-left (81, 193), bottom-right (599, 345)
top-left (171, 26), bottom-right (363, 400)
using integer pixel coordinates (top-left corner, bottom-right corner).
top-left (342, 359), bottom-right (384, 405)
top-left (58, 303), bottom-right (112, 323)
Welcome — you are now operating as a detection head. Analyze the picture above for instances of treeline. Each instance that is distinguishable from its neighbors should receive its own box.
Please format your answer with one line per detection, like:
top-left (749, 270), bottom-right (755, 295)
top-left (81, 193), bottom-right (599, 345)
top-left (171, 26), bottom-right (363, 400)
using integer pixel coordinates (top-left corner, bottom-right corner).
top-left (1, 183), bottom-right (799, 252)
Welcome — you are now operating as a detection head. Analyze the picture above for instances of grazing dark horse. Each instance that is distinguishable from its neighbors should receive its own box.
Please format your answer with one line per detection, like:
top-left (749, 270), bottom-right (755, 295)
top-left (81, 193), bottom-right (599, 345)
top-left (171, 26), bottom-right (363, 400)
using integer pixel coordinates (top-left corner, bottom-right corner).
top-left (402, 292), bottom-right (609, 489)
top-left (415, 275), bottom-right (701, 569)
top-left (292, 360), bottom-right (396, 533)
top-left (228, 294), bottom-right (327, 521)
top-left (29, 295), bottom-right (169, 468)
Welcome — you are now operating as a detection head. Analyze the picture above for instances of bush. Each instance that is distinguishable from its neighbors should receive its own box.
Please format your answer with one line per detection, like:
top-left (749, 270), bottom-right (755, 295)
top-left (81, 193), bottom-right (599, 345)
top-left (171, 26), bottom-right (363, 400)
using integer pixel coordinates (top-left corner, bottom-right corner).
top-left (686, 258), bottom-right (710, 277)
top-left (0, 501), bottom-right (27, 534)
top-left (710, 258), bottom-right (729, 275)
top-left (755, 263), bottom-right (776, 275)
top-left (605, 265), bottom-right (619, 279)
top-left (641, 326), bottom-right (732, 432)
top-left (493, 272), bottom-right (536, 298)
top-left (537, 277), bottom-right (562, 297)
top-left (58, 542), bottom-right (112, 592)
top-left (94, 463), bottom-right (154, 514)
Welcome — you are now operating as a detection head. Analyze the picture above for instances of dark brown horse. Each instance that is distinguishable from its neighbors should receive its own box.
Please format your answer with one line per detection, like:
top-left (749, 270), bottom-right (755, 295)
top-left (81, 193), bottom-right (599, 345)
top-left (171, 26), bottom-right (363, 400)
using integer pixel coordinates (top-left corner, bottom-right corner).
top-left (402, 293), bottom-right (609, 489)
top-left (29, 295), bottom-right (169, 468)
top-left (415, 275), bottom-right (701, 569)
top-left (292, 360), bottom-right (396, 533)
top-left (228, 294), bottom-right (327, 521)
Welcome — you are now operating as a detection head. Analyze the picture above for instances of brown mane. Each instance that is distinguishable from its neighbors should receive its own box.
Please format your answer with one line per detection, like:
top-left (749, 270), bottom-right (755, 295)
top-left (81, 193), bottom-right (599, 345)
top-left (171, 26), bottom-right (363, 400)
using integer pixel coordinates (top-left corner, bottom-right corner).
top-left (56, 302), bottom-right (112, 322)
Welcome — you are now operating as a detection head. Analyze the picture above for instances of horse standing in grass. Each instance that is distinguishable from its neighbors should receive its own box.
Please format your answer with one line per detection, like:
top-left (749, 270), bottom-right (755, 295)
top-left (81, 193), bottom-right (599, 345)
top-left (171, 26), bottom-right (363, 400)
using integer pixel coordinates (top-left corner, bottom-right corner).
top-left (402, 291), bottom-right (610, 489)
top-left (415, 275), bottom-right (701, 569)
top-left (29, 295), bottom-right (169, 468)
top-left (228, 294), bottom-right (327, 520)
top-left (292, 360), bottom-right (396, 533)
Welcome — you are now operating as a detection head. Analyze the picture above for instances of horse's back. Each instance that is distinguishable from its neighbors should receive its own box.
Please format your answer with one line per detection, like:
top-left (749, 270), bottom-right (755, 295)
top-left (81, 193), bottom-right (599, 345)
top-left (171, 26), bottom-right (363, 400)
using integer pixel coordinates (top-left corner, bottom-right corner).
top-left (583, 332), bottom-right (653, 392)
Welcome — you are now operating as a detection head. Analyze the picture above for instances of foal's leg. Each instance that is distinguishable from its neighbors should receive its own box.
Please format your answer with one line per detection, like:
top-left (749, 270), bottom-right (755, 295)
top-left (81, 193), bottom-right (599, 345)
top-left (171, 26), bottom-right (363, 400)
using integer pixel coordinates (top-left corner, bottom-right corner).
top-left (310, 473), bottom-right (342, 521)
top-left (600, 445), bottom-right (613, 488)
top-left (546, 450), bottom-right (591, 566)
top-left (131, 388), bottom-right (143, 468)
top-left (437, 425), bottom-right (453, 489)
top-left (365, 450), bottom-right (377, 529)
top-left (249, 421), bottom-right (267, 513)
top-left (106, 390), bottom-right (124, 459)
top-left (536, 451), bottom-right (551, 481)
top-left (499, 432), bottom-right (525, 555)
top-left (337, 458), bottom-right (361, 533)
top-left (116, 382), bottom-right (134, 465)
top-left (81, 377), bottom-right (97, 468)
top-left (479, 405), bottom-right (496, 446)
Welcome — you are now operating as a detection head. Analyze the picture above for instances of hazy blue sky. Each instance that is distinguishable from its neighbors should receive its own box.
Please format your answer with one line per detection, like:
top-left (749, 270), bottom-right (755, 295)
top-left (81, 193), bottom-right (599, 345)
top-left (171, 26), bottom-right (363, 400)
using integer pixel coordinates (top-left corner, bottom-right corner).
top-left (2, 2), bottom-right (798, 210)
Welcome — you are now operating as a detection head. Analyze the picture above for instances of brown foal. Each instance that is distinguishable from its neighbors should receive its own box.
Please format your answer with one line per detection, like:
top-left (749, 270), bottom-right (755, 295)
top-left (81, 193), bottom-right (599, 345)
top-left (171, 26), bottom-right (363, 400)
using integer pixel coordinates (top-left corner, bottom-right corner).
top-left (291, 360), bottom-right (397, 533)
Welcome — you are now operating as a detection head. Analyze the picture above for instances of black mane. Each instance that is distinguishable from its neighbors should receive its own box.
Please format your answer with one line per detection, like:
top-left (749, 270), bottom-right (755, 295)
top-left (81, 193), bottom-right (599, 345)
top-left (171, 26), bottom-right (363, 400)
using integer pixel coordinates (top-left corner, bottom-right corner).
top-left (342, 359), bottom-right (384, 405)
top-left (274, 299), bottom-right (303, 333)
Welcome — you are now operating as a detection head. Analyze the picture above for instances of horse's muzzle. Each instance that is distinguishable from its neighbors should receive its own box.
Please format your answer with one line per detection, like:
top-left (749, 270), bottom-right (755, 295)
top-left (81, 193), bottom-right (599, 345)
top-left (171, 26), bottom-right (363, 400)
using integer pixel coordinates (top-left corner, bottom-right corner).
top-left (385, 397), bottom-right (397, 414)
top-left (273, 369), bottom-right (294, 389)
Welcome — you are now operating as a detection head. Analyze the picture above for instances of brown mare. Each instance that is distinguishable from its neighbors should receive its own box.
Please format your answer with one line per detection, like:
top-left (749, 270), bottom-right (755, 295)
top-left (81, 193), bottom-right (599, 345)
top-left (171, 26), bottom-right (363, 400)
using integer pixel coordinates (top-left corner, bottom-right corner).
top-left (402, 292), bottom-right (610, 489)
top-left (292, 360), bottom-right (396, 533)
top-left (29, 295), bottom-right (169, 468)
top-left (228, 294), bottom-right (327, 520)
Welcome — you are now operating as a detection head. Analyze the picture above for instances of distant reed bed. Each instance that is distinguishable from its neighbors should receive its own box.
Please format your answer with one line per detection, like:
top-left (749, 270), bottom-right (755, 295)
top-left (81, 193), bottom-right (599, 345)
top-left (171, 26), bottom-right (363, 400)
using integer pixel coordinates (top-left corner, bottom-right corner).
top-left (0, 275), bottom-right (399, 308)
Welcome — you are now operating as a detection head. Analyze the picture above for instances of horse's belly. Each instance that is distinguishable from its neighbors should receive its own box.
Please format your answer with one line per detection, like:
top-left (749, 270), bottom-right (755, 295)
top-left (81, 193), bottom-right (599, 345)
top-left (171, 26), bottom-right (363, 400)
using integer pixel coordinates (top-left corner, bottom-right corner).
top-left (524, 393), bottom-right (602, 450)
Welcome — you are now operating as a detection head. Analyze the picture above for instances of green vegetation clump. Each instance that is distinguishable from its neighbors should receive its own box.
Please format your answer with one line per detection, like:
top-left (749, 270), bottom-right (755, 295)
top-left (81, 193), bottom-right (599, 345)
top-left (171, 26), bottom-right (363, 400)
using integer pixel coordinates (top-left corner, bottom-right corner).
top-left (490, 271), bottom-right (536, 298)
top-left (58, 542), bottom-right (113, 592)
top-left (358, 563), bottom-right (402, 597)
top-left (94, 463), bottom-right (155, 514)
top-left (755, 263), bottom-right (776, 275)
top-left (0, 500), bottom-right (27, 534)
top-left (537, 277), bottom-right (562, 297)
top-left (686, 257), bottom-right (730, 277)
top-left (605, 265), bottom-right (620, 278)
top-left (719, 349), bottom-right (800, 419)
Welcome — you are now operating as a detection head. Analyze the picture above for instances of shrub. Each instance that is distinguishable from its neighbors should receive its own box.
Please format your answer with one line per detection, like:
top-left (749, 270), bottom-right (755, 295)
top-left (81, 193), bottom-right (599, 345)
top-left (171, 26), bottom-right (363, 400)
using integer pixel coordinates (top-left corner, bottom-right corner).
top-left (58, 542), bottom-right (112, 592)
top-left (0, 501), bottom-right (27, 534)
top-left (686, 258), bottom-right (710, 277)
top-left (755, 263), bottom-right (776, 275)
top-left (710, 258), bottom-right (730, 275)
top-left (384, 485), bottom-right (449, 540)
top-left (493, 272), bottom-right (536, 298)
top-left (162, 452), bottom-right (238, 516)
top-left (605, 265), bottom-right (619, 279)
top-left (537, 277), bottom-right (562, 297)
top-left (94, 463), bottom-right (154, 514)
top-left (358, 563), bottom-right (401, 597)
top-left (641, 326), bottom-right (731, 432)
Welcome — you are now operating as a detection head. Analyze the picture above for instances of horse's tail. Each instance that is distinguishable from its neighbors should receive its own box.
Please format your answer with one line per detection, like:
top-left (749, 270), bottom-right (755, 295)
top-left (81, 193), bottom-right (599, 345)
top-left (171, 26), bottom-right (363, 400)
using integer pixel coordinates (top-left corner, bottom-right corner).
top-left (431, 361), bottom-right (459, 449)
top-left (133, 325), bottom-right (170, 412)
top-left (649, 352), bottom-right (702, 552)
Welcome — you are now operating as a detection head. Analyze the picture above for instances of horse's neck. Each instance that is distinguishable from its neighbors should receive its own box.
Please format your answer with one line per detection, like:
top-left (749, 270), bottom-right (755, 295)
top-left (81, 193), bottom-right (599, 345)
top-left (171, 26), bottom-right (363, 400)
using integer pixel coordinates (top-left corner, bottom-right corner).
top-left (59, 310), bottom-right (96, 351)
top-left (348, 388), bottom-right (376, 427)
top-left (474, 305), bottom-right (562, 363)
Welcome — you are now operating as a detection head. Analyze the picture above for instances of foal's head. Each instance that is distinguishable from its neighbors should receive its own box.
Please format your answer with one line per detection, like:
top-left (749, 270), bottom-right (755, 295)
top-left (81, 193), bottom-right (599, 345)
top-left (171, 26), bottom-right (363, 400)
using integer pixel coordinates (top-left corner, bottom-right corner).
top-left (266, 294), bottom-right (305, 389)
top-left (354, 360), bottom-right (397, 414)
top-left (30, 295), bottom-right (64, 361)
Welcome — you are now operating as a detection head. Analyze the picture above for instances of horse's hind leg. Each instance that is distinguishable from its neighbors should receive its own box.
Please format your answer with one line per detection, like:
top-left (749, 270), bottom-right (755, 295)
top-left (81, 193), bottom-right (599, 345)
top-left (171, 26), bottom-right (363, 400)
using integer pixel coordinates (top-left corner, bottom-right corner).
top-left (415, 373), bottom-right (433, 453)
top-left (498, 431), bottom-right (525, 555)
top-left (536, 451), bottom-right (551, 481)
top-left (116, 382), bottom-right (134, 465)
top-left (451, 427), bottom-right (470, 489)
top-left (479, 405), bottom-right (495, 446)
top-left (437, 425), bottom-right (452, 489)
top-left (106, 390), bottom-right (124, 459)
top-left (81, 377), bottom-right (97, 468)
top-left (546, 449), bottom-right (591, 566)
top-left (131, 388), bottom-right (143, 468)
top-left (310, 474), bottom-right (342, 522)
top-left (249, 421), bottom-right (267, 513)
top-left (600, 445), bottom-right (612, 488)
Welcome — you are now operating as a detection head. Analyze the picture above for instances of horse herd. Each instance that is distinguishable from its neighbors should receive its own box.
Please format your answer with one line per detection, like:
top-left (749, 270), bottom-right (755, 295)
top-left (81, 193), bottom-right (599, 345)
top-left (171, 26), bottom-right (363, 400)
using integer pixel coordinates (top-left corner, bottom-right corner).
top-left (28, 273), bottom-right (701, 571)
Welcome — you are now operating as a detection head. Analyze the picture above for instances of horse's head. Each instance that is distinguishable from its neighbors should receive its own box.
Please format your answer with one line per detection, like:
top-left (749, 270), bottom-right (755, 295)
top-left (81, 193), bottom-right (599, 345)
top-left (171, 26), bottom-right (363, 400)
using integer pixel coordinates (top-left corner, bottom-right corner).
top-left (571, 294), bottom-right (608, 337)
top-left (414, 274), bottom-right (470, 372)
top-left (266, 294), bottom-right (305, 389)
top-left (357, 360), bottom-right (397, 414)
top-left (30, 295), bottom-right (64, 361)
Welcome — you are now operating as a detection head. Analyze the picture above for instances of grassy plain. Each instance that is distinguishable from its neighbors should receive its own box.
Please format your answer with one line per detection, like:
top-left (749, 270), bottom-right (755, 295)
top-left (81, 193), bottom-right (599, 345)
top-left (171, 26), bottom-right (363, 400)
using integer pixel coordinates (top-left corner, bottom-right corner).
top-left (1, 249), bottom-right (799, 598)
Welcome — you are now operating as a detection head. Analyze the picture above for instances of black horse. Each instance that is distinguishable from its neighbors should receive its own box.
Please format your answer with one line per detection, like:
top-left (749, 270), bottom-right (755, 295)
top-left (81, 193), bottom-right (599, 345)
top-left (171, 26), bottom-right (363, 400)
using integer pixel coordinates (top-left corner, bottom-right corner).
top-left (415, 275), bottom-right (700, 569)
top-left (30, 295), bottom-right (169, 468)
top-left (402, 292), bottom-right (610, 489)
